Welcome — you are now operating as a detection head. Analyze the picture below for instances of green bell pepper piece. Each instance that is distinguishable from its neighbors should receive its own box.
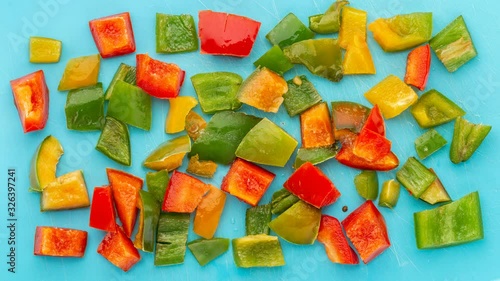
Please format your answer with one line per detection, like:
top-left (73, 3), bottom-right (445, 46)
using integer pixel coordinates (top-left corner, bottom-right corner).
top-left (235, 118), bottom-right (298, 167)
top-left (420, 169), bottom-right (451, 205)
top-left (95, 117), bottom-right (130, 166)
top-left (105, 63), bottom-right (136, 100)
top-left (415, 129), bottom-right (447, 159)
top-left (137, 190), bottom-right (161, 252)
top-left (354, 170), bottom-right (379, 200)
top-left (156, 13), bottom-right (198, 54)
top-left (232, 235), bottom-right (285, 268)
top-left (146, 170), bottom-right (170, 203)
top-left (293, 146), bottom-right (338, 169)
top-left (396, 157), bottom-right (436, 198)
top-left (190, 112), bottom-right (261, 165)
top-left (450, 117), bottom-right (491, 164)
top-left (268, 200), bottom-right (321, 245)
top-left (65, 83), bottom-right (104, 131)
top-left (309, 0), bottom-right (349, 34)
top-left (284, 38), bottom-right (343, 82)
top-left (191, 72), bottom-right (243, 114)
top-left (414, 191), bottom-right (483, 249)
top-left (253, 45), bottom-right (294, 75)
top-left (143, 135), bottom-right (191, 171)
top-left (378, 179), bottom-right (400, 209)
top-left (245, 204), bottom-right (272, 235)
top-left (155, 212), bottom-right (190, 266)
top-left (430, 16), bottom-right (477, 72)
top-left (266, 13), bottom-right (315, 48)
top-left (107, 80), bottom-right (152, 131)
top-left (270, 188), bottom-right (299, 215)
top-left (283, 75), bottom-right (322, 117)
top-left (187, 238), bottom-right (230, 266)
top-left (410, 89), bottom-right (465, 128)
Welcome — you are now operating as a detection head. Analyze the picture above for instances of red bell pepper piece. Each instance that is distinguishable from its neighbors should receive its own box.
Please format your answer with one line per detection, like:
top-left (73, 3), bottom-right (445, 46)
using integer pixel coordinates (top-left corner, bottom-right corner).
top-left (283, 162), bottom-right (340, 208)
top-left (353, 128), bottom-right (392, 162)
top-left (10, 70), bottom-right (49, 133)
top-left (34, 226), bottom-right (87, 257)
top-left (221, 158), bottom-right (275, 206)
top-left (198, 10), bottom-right (261, 57)
top-left (89, 12), bottom-right (136, 58)
top-left (404, 44), bottom-right (431, 91)
top-left (342, 200), bottom-right (390, 264)
top-left (317, 215), bottom-right (358, 265)
top-left (362, 105), bottom-right (385, 136)
top-left (162, 171), bottom-right (211, 213)
top-left (97, 225), bottom-right (141, 272)
top-left (107, 168), bottom-right (143, 237)
top-left (136, 53), bottom-right (185, 99)
top-left (89, 186), bottom-right (116, 232)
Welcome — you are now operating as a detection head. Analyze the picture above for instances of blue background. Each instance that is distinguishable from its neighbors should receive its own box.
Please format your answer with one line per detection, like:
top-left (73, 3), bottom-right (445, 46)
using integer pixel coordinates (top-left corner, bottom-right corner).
top-left (1, 0), bottom-right (499, 280)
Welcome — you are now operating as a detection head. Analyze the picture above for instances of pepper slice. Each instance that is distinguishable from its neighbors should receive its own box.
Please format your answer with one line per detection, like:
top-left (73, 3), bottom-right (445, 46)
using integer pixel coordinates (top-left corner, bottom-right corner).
top-left (253, 45), bottom-right (294, 75)
top-left (284, 38), bottom-right (343, 82)
top-left (89, 186), bottom-right (116, 232)
top-left (136, 53), bottom-right (185, 99)
top-left (10, 70), bottom-right (49, 133)
top-left (191, 72), bottom-right (242, 114)
top-left (29, 135), bottom-right (63, 192)
top-left (449, 117), bottom-right (491, 164)
top-left (89, 12), bottom-right (136, 58)
top-left (293, 146), bottom-right (338, 169)
top-left (410, 89), bottom-right (465, 128)
top-left (429, 16), bottom-right (477, 72)
top-left (354, 170), bottom-right (378, 200)
top-left (283, 75), bottom-right (322, 117)
top-left (29, 37), bottom-right (62, 63)
top-left (405, 44), bottom-right (431, 90)
top-left (188, 238), bottom-right (230, 266)
top-left (396, 157), bottom-right (436, 198)
top-left (317, 215), bottom-right (359, 265)
top-left (270, 188), bottom-right (300, 215)
top-left (105, 63), bottom-right (136, 100)
top-left (331, 101), bottom-right (370, 138)
top-left (134, 190), bottom-right (161, 252)
top-left (362, 104), bottom-right (386, 136)
top-left (414, 191), bottom-right (483, 249)
top-left (58, 54), bottom-right (100, 91)
top-left (415, 129), bottom-right (447, 159)
top-left (420, 169), bottom-right (451, 205)
top-left (186, 154), bottom-right (217, 178)
top-left (156, 13), bottom-right (198, 54)
top-left (193, 185), bottom-right (226, 239)
top-left (98, 225), bottom-right (141, 272)
top-left (41, 170), bottom-right (90, 211)
top-left (266, 13), bottom-right (314, 48)
top-left (155, 212), bottom-right (190, 266)
top-left (96, 117), bottom-right (131, 166)
top-left (198, 10), bottom-right (261, 57)
top-left (339, 7), bottom-right (367, 49)
top-left (146, 170), bottom-right (169, 203)
top-left (232, 235), bottom-right (285, 268)
top-left (352, 128), bottom-right (391, 162)
top-left (342, 35), bottom-right (376, 75)
top-left (162, 171), bottom-right (210, 213)
top-left (300, 102), bottom-right (335, 149)
top-left (309, 0), bottom-right (348, 34)
top-left (246, 204), bottom-right (272, 235)
top-left (185, 111), bottom-right (207, 141)
top-left (143, 135), bottom-right (191, 171)
top-left (65, 83), bottom-right (105, 131)
top-left (34, 226), bottom-right (87, 257)
top-left (378, 179), bottom-right (401, 209)
top-left (166, 96), bottom-right (198, 134)
top-left (107, 80), bottom-right (152, 131)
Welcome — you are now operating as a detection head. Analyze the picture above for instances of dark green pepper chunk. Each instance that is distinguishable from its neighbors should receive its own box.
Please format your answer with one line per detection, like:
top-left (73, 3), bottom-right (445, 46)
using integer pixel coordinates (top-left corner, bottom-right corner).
top-left (415, 129), bottom-right (447, 159)
top-left (266, 13), bottom-right (315, 48)
top-left (105, 63), bottom-right (136, 100)
top-left (65, 83), bottom-right (104, 131)
top-left (155, 212), bottom-right (190, 266)
top-left (156, 13), bottom-right (198, 54)
top-left (293, 146), bottom-right (338, 169)
top-left (146, 170), bottom-right (170, 203)
top-left (309, 0), bottom-right (349, 34)
top-left (283, 75), bottom-right (322, 117)
top-left (188, 238), bottom-right (230, 266)
top-left (270, 188), bottom-right (300, 215)
top-left (410, 89), bottom-right (465, 128)
top-left (253, 45), bottom-right (294, 75)
top-left (107, 80), bottom-right (152, 131)
top-left (245, 204), bottom-right (272, 235)
top-left (191, 72), bottom-right (243, 114)
top-left (396, 157), bottom-right (436, 198)
top-left (96, 117), bottom-right (131, 166)
top-left (137, 190), bottom-right (161, 252)
top-left (450, 117), bottom-right (491, 164)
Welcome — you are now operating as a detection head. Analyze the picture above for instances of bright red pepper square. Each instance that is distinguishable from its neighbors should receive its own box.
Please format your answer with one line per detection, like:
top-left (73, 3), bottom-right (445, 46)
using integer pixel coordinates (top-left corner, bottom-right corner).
top-left (136, 53), bottom-right (185, 99)
top-left (97, 226), bottom-right (141, 272)
top-left (89, 12), bottom-right (136, 58)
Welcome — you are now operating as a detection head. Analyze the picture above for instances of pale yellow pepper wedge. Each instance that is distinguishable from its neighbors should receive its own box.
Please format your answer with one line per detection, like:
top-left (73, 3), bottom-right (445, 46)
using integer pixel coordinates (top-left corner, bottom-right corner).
top-left (343, 36), bottom-right (376, 75)
top-left (166, 96), bottom-right (198, 134)
top-left (29, 37), bottom-right (62, 63)
top-left (339, 7), bottom-right (367, 49)
top-left (58, 54), bottom-right (101, 91)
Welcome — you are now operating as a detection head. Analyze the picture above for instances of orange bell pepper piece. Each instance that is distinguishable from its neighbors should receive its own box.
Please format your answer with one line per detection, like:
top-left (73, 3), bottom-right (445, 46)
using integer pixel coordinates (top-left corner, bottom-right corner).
top-left (193, 185), bottom-right (227, 239)
top-left (300, 102), bottom-right (335, 148)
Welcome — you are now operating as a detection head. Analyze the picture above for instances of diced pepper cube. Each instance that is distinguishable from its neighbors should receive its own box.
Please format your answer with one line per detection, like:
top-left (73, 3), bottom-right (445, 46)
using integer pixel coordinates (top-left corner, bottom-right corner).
top-left (143, 135), bottom-right (191, 171)
top-left (34, 226), bottom-right (87, 257)
top-left (95, 117), bottom-right (131, 166)
top-left (317, 215), bottom-right (358, 264)
top-left (41, 170), bottom-right (90, 211)
top-left (191, 72), bottom-right (242, 114)
top-left (89, 12), bottom-right (136, 58)
top-left (166, 96), bottom-right (198, 134)
top-left (58, 54), bottom-right (100, 91)
top-left (136, 53), bottom-right (185, 99)
top-left (97, 226), bottom-right (141, 272)
top-left (107, 80), bottom-right (152, 131)
top-left (156, 13), bottom-right (198, 54)
top-left (162, 171), bottom-right (210, 213)
top-left (232, 235), bottom-right (285, 268)
top-left (300, 102), bottom-right (335, 148)
top-left (29, 37), bottom-right (62, 63)
top-left (266, 13), bottom-right (314, 48)
top-left (283, 75), bottom-right (322, 117)
top-left (89, 186), bottom-right (116, 232)
top-left (194, 186), bottom-right (227, 239)
top-left (65, 83), bottom-right (105, 131)
top-left (253, 45), bottom-right (294, 75)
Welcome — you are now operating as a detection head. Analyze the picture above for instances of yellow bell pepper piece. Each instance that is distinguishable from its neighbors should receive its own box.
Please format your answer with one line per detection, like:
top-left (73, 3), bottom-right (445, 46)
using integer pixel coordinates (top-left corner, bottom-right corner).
top-left (58, 54), bottom-right (100, 91)
top-left (194, 185), bottom-right (227, 239)
top-left (364, 75), bottom-right (417, 119)
top-left (343, 36), bottom-right (376, 75)
top-left (29, 37), bottom-right (62, 63)
top-left (166, 96), bottom-right (198, 134)
top-left (339, 7), bottom-right (367, 49)
top-left (41, 170), bottom-right (90, 211)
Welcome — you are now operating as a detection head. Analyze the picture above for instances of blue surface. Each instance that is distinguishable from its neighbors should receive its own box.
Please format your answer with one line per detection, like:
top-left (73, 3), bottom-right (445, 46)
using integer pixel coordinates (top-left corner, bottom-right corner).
top-left (1, 0), bottom-right (499, 280)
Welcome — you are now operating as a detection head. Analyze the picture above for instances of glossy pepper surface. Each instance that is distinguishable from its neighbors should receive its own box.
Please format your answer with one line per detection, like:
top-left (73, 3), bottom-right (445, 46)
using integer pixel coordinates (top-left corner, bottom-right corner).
top-left (89, 12), bottom-right (136, 58)
top-left (136, 53), bottom-right (185, 99)
top-left (65, 83), bottom-right (105, 131)
top-left (58, 54), bottom-right (100, 91)
top-left (156, 13), bottom-right (198, 54)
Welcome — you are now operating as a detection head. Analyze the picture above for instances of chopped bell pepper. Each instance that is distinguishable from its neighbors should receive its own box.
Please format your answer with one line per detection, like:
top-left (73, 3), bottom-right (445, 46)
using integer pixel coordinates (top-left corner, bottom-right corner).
top-left (58, 54), bottom-right (100, 91)
top-left (187, 154), bottom-right (217, 178)
top-left (191, 72), bottom-right (242, 114)
top-left (198, 10), bottom-right (261, 57)
top-left (89, 12), bottom-right (135, 58)
top-left (362, 104), bottom-right (386, 136)
top-left (156, 13), bottom-right (198, 54)
top-left (368, 13), bottom-right (433, 52)
top-left (284, 162), bottom-right (340, 208)
top-left (193, 185), bottom-right (226, 239)
top-left (339, 7), bottom-right (367, 49)
top-left (221, 158), bottom-right (275, 206)
top-left (96, 117), bottom-right (131, 166)
top-left (65, 83), bottom-right (105, 131)
top-left (143, 135), bottom-right (191, 171)
top-left (317, 215), bottom-right (359, 265)
top-left (284, 38), bottom-right (343, 82)
top-left (107, 80), bottom-right (152, 131)
top-left (414, 191), bottom-right (483, 249)
top-left (136, 53), bottom-right (185, 99)
top-left (364, 75), bottom-right (418, 119)
top-left (185, 111), bottom-right (207, 141)
top-left (41, 170), bottom-right (90, 211)
top-left (342, 35), bottom-right (376, 75)
top-left (10, 70), bottom-right (49, 133)
top-left (396, 157), bottom-right (436, 198)
top-left (246, 204), bottom-right (272, 235)
top-left (190, 112), bottom-right (261, 165)
top-left (269, 200), bottom-right (321, 245)
top-left (410, 89), bottom-right (465, 128)
top-left (237, 67), bottom-right (288, 113)
top-left (283, 75), bottom-right (322, 117)
top-left (162, 171), bottom-right (210, 213)
top-left (235, 118), bottom-right (298, 167)
top-left (155, 212), bottom-right (190, 266)
top-left (105, 63), bottom-right (136, 100)
top-left (450, 117), bottom-right (491, 164)
top-left (89, 186), bottom-right (116, 232)
top-left (420, 168), bottom-right (451, 205)
top-left (430, 16), bottom-right (477, 72)
top-left (354, 170), bottom-right (379, 200)
top-left (134, 190), bottom-right (161, 252)
top-left (34, 226), bottom-right (87, 257)
top-left (331, 101), bottom-right (370, 138)
top-left (107, 168), bottom-right (143, 237)
top-left (415, 129), bottom-right (447, 159)
top-left (378, 179), bottom-right (400, 209)
top-left (266, 13), bottom-right (314, 48)
top-left (342, 200), bottom-right (390, 263)
top-left (270, 188), bottom-right (300, 215)
top-left (293, 146), bottom-right (338, 169)
top-left (308, 0), bottom-right (348, 34)
top-left (188, 238), bottom-right (230, 266)
top-left (29, 135), bottom-right (63, 192)
top-left (353, 128), bottom-right (391, 162)
top-left (232, 235), bottom-right (285, 268)
top-left (253, 45), bottom-right (294, 75)
top-left (146, 170), bottom-right (169, 203)
top-left (97, 225), bottom-right (141, 272)
top-left (300, 102), bottom-right (335, 148)
top-left (166, 96), bottom-right (198, 134)
top-left (405, 44), bottom-right (431, 90)
top-left (29, 37), bottom-right (62, 63)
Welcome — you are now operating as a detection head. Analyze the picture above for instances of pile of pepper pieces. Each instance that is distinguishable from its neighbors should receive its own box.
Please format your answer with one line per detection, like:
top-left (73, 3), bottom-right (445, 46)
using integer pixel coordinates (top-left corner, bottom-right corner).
top-left (11, 0), bottom-right (492, 273)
